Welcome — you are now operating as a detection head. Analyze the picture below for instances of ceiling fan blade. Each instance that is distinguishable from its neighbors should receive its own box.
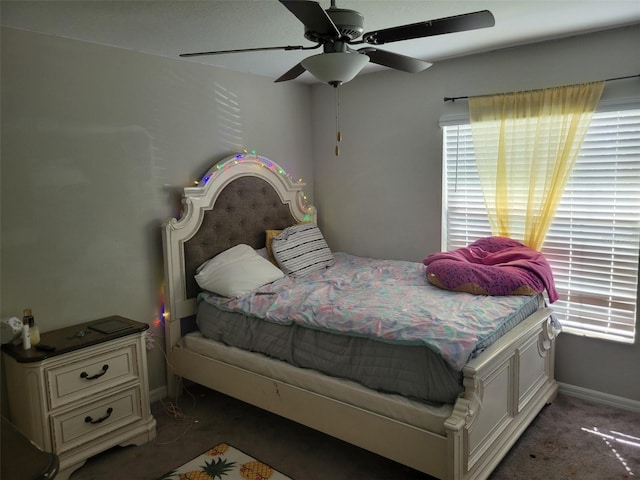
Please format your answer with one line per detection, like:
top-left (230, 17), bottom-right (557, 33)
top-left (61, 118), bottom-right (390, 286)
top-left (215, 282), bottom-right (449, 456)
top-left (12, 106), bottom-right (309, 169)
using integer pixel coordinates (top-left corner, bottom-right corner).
top-left (279, 0), bottom-right (340, 37)
top-left (362, 10), bottom-right (495, 45)
top-left (180, 45), bottom-right (306, 58)
top-left (275, 62), bottom-right (307, 83)
top-left (360, 48), bottom-right (432, 73)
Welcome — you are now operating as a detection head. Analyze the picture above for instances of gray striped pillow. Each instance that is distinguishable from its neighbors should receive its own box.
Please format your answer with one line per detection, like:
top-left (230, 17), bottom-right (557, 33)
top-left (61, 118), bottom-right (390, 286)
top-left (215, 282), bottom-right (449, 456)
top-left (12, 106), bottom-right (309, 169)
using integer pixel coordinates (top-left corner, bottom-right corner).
top-left (272, 224), bottom-right (335, 277)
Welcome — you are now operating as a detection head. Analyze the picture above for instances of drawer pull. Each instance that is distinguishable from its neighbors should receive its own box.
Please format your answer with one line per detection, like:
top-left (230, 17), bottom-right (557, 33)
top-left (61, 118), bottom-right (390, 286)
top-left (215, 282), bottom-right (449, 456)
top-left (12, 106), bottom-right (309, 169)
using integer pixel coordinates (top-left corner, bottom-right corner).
top-left (84, 407), bottom-right (113, 424)
top-left (80, 364), bottom-right (109, 380)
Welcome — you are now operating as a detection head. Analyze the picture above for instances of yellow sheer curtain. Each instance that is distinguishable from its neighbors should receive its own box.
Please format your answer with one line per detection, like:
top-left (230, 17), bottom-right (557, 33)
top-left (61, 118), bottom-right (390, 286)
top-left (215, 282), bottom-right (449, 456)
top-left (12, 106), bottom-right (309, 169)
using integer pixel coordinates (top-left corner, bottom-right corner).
top-left (469, 81), bottom-right (604, 250)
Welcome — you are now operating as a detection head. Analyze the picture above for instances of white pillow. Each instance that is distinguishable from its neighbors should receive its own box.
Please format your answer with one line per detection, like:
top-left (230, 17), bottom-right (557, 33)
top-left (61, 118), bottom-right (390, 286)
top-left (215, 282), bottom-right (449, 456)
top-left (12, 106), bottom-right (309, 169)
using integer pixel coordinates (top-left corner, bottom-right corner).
top-left (195, 244), bottom-right (284, 297)
top-left (272, 224), bottom-right (335, 277)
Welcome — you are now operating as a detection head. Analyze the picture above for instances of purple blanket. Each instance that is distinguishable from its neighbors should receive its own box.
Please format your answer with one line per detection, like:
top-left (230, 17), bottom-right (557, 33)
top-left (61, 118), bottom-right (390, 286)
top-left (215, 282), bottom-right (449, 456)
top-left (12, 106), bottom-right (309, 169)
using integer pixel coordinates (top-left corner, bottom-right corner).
top-left (423, 237), bottom-right (558, 302)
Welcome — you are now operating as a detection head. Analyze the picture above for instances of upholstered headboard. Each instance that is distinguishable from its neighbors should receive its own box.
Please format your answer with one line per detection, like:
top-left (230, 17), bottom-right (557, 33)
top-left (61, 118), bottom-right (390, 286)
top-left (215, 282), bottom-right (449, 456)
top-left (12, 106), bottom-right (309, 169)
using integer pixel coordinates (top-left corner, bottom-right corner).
top-left (183, 175), bottom-right (299, 298)
top-left (162, 154), bottom-right (315, 346)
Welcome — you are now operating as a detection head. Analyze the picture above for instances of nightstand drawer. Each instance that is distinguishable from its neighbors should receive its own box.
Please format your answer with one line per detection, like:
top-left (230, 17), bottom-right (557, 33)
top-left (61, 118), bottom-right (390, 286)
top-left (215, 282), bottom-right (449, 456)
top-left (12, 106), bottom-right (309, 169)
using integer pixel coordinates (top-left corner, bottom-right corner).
top-left (51, 386), bottom-right (143, 454)
top-left (46, 343), bottom-right (139, 409)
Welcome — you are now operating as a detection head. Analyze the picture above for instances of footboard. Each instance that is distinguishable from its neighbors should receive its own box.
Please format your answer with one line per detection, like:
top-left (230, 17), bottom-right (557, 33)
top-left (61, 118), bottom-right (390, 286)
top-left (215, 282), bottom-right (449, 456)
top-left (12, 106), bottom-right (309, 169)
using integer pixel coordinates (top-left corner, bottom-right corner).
top-left (445, 307), bottom-right (559, 480)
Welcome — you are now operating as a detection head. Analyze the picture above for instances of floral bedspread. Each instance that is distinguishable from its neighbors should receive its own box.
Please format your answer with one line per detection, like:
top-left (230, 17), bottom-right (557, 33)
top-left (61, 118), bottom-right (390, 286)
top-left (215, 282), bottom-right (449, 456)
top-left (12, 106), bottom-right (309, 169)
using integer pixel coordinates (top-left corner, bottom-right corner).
top-left (199, 252), bottom-right (539, 370)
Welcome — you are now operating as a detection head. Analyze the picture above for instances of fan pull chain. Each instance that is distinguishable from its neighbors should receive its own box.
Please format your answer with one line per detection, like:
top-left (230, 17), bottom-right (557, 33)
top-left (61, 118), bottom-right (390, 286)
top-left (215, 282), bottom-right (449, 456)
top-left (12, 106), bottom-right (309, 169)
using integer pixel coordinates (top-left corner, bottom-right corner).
top-left (335, 86), bottom-right (342, 156)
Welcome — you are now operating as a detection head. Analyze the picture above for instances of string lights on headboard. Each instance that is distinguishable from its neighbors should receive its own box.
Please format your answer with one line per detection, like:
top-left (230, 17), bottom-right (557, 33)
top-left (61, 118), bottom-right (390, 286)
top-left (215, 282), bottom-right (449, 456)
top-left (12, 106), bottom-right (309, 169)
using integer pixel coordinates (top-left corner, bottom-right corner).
top-left (196, 150), bottom-right (305, 187)
top-left (187, 151), bottom-right (314, 223)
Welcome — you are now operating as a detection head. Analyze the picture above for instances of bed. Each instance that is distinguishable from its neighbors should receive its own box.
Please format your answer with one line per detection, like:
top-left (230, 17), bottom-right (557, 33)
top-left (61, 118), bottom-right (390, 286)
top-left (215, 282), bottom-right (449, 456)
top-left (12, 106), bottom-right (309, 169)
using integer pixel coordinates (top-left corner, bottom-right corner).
top-left (162, 153), bottom-right (560, 480)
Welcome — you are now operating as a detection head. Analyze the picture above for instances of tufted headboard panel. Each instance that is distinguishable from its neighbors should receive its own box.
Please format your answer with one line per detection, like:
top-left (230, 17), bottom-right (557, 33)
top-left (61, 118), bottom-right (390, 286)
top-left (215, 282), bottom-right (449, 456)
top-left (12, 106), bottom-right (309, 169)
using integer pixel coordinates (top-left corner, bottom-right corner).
top-left (183, 175), bottom-right (298, 299)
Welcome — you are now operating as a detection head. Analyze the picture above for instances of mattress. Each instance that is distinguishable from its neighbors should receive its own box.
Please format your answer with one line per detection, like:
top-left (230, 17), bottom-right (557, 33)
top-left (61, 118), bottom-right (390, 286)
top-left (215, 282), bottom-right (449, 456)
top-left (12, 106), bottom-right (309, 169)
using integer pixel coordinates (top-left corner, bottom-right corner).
top-left (196, 291), bottom-right (544, 404)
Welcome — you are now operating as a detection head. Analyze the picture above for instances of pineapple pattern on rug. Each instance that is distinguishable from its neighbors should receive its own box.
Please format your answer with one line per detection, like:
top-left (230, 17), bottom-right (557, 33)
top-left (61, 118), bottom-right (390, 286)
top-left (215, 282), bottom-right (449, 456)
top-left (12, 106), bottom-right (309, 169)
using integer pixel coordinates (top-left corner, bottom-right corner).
top-left (158, 443), bottom-right (292, 480)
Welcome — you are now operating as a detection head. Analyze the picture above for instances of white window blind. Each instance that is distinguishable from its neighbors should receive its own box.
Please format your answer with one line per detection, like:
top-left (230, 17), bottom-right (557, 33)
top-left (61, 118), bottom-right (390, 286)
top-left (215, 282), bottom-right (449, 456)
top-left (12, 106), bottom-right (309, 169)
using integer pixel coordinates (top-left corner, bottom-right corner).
top-left (442, 107), bottom-right (640, 343)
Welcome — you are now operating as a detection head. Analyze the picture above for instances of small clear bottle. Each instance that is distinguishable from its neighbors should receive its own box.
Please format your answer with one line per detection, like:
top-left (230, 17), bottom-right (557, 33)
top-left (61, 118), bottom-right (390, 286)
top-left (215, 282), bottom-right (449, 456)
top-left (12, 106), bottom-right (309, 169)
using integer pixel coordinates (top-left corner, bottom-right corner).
top-left (23, 308), bottom-right (34, 327)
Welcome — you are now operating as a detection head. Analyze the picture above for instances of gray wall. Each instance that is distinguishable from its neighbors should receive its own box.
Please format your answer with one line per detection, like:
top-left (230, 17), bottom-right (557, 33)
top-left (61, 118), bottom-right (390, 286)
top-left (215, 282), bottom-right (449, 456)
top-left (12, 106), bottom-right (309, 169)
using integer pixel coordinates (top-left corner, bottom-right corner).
top-left (1, 27), bottom-right (313, 393)
top-left (310, 25), bottom-right (640, 401)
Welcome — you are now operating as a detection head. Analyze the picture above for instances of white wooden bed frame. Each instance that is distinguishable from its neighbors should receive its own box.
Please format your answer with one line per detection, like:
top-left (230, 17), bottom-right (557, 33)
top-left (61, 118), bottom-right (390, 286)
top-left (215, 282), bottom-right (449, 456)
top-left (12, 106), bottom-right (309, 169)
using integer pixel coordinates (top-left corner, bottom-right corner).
top-left (162, 154), bottom-right (560, 480)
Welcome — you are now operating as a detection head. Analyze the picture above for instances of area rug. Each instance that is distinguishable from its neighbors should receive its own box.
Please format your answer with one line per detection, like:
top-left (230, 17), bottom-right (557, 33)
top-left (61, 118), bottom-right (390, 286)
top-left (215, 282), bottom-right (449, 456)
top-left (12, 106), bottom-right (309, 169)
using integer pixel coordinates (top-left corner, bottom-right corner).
top-left (157, 443), bottom-right (293, 480)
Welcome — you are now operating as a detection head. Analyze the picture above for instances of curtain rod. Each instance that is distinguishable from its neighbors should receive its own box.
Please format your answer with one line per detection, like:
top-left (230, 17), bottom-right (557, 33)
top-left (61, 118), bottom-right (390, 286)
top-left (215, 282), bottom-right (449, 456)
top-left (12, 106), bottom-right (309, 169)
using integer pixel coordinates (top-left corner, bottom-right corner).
top-left (443, 74), bottom-right (640, 103)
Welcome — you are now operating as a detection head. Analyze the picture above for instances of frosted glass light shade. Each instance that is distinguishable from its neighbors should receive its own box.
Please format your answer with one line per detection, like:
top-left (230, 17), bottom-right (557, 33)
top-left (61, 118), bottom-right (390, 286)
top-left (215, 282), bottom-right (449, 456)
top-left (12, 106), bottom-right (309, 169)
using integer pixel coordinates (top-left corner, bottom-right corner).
top-left (302, 52), bottom-right (369, 86)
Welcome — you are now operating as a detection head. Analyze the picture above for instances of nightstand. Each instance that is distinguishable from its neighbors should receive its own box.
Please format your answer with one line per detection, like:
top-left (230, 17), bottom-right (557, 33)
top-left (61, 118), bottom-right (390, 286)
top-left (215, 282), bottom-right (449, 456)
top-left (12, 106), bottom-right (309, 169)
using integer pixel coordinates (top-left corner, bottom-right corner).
top-left (1, 316), bottom-right (157, 480)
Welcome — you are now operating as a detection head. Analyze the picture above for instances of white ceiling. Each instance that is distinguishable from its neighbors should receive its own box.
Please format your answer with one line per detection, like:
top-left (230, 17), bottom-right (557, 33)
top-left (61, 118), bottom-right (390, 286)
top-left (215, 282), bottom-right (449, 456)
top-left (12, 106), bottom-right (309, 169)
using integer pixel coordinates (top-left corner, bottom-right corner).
top-left (3, 1), bottom-right (640, 84)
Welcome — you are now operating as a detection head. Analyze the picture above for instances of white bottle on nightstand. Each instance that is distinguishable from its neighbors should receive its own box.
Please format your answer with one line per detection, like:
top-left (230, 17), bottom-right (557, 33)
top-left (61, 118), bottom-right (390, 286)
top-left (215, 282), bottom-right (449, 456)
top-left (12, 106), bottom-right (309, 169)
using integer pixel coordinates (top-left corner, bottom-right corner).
top-left (21, 324), bottom-right (31, 350)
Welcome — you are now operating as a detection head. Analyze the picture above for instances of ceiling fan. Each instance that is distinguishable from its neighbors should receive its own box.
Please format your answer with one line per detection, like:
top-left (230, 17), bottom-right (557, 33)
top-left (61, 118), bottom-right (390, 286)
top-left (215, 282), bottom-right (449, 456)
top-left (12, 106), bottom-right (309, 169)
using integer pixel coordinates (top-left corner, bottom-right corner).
top-left (181, 0), bottom-right (495, 87)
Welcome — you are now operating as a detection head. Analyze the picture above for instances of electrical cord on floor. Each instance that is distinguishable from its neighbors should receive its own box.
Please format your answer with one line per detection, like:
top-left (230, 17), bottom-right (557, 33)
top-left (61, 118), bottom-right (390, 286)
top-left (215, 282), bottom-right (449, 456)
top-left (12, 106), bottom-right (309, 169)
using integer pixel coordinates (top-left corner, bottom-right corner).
top-left (152, 341), bottom-right (200, 446)
top-left (153, 378), bottom-right (199, 446)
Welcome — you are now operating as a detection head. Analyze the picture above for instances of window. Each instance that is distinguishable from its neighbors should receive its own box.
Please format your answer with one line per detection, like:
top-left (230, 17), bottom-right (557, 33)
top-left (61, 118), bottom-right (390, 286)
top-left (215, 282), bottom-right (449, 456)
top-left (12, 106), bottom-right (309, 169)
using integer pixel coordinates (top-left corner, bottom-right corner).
top-left (442, 106), bottom-right (640, 343)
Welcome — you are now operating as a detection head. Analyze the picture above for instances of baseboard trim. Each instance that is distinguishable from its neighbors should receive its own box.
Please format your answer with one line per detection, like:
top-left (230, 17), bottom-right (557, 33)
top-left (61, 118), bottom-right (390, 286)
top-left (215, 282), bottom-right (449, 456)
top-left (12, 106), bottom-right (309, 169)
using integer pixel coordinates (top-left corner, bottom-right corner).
top-left (149, 385), bottom-right (168, 404)
top-left (558, 382), bottom-right (640, 413)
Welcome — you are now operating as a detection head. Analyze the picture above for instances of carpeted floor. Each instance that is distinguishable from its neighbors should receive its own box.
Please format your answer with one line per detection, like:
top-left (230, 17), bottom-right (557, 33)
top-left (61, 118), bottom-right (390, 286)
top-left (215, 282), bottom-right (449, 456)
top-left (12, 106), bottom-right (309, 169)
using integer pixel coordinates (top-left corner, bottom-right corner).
top-left (69, 384), bottom-right (639, 480)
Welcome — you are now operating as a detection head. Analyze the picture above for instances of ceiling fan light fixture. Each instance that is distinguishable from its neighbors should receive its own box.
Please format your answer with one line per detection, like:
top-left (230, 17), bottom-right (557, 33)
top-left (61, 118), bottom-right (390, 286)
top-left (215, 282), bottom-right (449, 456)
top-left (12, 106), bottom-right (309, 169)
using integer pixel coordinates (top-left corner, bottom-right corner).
top-left (301, 52), bottom-right (369, 87)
